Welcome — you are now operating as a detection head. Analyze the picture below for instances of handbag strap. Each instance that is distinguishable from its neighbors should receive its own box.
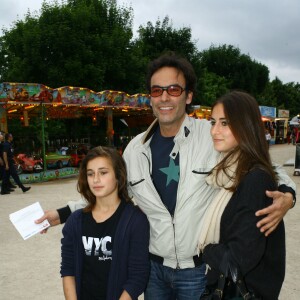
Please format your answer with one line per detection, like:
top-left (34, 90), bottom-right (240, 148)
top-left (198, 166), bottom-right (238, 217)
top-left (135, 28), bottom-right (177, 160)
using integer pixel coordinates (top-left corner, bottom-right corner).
top-left (213, 250), bottom-right (254, 300)
top-left (212, 273), bottom-right (226, 300)
top-left (227, 251), bottom-right (254, 300)
top-left (236, 279), bottom-right (253, 300)
top-left (212, 275), bottom-right (253, 300)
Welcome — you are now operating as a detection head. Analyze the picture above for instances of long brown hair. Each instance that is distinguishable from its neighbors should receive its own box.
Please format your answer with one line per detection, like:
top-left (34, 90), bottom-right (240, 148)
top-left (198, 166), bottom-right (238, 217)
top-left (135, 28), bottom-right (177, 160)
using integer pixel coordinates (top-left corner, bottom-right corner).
top-left (212, 91), bottom-right (277, 191)
top-left (77, 146), bottom-right (133, 211)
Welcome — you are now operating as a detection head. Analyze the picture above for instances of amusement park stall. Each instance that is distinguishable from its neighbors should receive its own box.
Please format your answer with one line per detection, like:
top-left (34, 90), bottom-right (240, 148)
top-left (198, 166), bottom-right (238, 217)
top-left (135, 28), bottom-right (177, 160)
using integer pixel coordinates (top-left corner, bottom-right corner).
top-left (0, 82), bottom-right (153, 182)
top-left (275, 109), bottom-right (290, 144)
top-left (259, 105), bottom-right (290, 144)
top-left (0, 81), bottom-right (152, 136)
top-left (259, 105), bottom-right (276, 144)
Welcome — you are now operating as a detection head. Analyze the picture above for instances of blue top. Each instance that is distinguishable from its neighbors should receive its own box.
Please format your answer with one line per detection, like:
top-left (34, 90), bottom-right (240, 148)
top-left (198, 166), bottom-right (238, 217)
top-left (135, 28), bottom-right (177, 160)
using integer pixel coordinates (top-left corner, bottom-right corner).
top-left (61, 202), bottom-right (150, 300)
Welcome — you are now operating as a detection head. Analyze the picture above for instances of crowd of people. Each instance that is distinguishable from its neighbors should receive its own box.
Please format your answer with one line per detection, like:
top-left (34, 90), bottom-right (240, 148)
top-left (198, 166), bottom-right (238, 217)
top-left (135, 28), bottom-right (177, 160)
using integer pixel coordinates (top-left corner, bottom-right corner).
top-left (0, 132), bottom-right (31, 195)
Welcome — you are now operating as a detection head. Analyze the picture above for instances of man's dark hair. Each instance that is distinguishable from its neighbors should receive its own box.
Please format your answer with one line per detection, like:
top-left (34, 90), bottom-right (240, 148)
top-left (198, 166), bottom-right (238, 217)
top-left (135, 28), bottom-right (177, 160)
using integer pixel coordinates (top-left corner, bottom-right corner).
top-left (146, 52), bottom-right (197, 94)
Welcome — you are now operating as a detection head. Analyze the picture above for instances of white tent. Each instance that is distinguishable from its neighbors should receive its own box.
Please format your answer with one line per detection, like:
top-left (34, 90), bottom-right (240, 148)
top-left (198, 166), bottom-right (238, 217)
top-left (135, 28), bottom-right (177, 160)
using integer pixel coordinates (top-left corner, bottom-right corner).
top-left (289, 116), bottom-right (300, 126)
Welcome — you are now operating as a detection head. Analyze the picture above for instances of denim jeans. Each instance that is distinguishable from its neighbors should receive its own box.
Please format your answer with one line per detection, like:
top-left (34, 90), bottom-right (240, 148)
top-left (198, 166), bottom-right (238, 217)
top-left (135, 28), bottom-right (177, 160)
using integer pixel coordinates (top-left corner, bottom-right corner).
top-left (144, 260), bottom-right (207, 300)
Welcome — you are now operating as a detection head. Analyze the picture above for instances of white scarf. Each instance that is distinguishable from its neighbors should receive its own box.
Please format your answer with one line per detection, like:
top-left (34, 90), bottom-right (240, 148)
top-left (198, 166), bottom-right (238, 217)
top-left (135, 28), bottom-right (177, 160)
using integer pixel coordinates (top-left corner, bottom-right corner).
top-left (198, 155), bottom-right (237, 253)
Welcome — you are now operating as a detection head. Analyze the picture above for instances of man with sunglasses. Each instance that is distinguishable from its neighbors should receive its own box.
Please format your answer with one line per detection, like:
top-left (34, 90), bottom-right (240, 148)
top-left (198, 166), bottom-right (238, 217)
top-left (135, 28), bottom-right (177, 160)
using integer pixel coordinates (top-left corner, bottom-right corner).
top-left (122, 53), bottom-right (295, 299)
top-left (36, 52), bottom-right (295, 299)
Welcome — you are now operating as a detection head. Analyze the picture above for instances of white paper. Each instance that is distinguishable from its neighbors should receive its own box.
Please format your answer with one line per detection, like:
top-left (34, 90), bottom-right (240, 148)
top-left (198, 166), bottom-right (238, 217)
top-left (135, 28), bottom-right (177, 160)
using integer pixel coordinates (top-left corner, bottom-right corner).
top-left (9, 202), bottom-right (50, 240)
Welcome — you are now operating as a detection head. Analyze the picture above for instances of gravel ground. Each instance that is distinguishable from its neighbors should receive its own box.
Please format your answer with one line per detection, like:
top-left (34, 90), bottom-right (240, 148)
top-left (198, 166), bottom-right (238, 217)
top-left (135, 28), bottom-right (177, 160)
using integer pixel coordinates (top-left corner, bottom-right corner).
top-left (0, 143), bottom-right (299, 300)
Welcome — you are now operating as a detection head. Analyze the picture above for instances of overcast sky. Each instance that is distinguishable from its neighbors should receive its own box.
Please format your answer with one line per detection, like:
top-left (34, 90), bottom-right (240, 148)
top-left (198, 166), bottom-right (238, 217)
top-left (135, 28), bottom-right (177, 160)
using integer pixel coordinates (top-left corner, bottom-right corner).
top-left (1, 0), bottom-right (299, 84)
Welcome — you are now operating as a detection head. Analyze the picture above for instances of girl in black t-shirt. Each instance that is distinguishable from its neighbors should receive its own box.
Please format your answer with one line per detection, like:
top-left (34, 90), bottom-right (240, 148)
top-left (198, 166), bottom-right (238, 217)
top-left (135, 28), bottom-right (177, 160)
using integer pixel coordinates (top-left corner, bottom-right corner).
top-left (61, 146), bottom-right (149, 300)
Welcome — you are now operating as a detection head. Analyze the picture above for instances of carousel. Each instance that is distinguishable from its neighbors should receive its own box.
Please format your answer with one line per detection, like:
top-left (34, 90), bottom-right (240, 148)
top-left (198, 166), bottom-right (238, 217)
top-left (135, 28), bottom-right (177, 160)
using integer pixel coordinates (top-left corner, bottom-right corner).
top-left (0, 82), bottom-right (153, 183)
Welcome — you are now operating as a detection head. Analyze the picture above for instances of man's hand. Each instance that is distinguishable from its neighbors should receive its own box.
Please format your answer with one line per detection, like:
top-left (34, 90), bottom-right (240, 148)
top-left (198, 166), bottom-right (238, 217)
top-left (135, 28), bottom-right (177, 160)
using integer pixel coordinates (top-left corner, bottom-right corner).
top-left (256, 191), bottom-right (293, 236)
top-left (35, 210), bottom-right (61, 234)
top-left (119, 290), bottom-right (132, 300)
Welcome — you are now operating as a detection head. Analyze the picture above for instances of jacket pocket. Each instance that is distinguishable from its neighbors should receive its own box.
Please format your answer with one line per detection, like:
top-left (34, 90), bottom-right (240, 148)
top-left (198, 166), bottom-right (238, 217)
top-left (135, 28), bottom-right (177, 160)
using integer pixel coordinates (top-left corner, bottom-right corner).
top-left (129, 179), bottom-right (145, 186)
top-left (192, 167), bottom-right (211, 175)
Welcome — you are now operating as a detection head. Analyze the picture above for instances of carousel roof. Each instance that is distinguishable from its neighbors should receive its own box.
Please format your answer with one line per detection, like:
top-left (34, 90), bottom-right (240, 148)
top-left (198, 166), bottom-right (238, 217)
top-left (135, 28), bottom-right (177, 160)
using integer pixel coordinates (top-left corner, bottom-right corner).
top-left (0, 82), bottom-right (152, 119)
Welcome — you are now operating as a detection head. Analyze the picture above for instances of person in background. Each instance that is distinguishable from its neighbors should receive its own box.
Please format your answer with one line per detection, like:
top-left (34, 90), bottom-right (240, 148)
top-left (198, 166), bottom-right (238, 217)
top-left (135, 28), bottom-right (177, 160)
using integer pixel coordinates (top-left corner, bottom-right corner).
top-left (61, 146), bottom-right (149, 300)
top-left (0, 133), bottom-right (4, 169)
top-left (201, 91), bottom-right (286, 299)
top-left (287, 128), bottom-right (292, 145)
top-left (2, 133), bottom-right (31, 193)
top-left (295, 127), bottom-right (300, 144)
top-left (37, 53), bottom-right (296, 299)
top-left (0, 133), bottom-right (8, 194)
top-left (291, 127), bottom-right (296, 145)
top-left (265, 129), bottom-right (272, 147)
top-left (0, 132), bottom-right (17, 195)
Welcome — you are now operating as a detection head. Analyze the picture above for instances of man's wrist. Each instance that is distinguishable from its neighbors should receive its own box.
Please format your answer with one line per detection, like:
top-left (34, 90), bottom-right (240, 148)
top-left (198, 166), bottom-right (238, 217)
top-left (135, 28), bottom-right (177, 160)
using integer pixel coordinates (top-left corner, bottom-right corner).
top-left (278, 185), bottom-right (296, 209)
top-left (57, 206), bottom-right (72, 224)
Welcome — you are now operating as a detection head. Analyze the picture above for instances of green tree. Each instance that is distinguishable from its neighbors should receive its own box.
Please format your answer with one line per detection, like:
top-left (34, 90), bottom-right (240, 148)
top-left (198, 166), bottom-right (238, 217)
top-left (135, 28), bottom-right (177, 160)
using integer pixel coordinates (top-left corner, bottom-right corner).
top-left (198, 69), bottom-right (229, 106)
top-left (199, 44), bottom-right (269, 97)
top-left (1, 1), bottom-right (299, 114)
top-left (257, 81), bottom-right (277, 107)
top-left (136, 17), bottom-right (198, 62)
top-left (259, 78), bottom-right (300, 116)
top-left (0, 0), bottom-right (134, 92)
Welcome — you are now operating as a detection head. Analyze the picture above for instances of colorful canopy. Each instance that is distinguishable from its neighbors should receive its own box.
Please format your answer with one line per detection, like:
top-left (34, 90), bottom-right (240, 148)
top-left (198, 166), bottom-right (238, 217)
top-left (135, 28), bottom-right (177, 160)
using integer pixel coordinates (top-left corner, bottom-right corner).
top-left (0, 82), bottom-right (151, 107)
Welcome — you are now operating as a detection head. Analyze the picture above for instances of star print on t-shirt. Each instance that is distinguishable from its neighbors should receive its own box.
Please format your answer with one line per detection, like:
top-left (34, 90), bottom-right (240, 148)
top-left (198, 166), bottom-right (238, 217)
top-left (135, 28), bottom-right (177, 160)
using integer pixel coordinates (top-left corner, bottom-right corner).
top-left (150, 126), bottom-right (180, 215)
top-left (159, 157), bottom-right (180, 186)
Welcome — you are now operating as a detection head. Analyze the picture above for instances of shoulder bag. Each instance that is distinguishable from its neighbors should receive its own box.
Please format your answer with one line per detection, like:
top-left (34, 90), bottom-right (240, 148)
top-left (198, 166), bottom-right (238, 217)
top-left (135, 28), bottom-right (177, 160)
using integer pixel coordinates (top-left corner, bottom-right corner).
top-left (200, 251), bottom-right (261, 300)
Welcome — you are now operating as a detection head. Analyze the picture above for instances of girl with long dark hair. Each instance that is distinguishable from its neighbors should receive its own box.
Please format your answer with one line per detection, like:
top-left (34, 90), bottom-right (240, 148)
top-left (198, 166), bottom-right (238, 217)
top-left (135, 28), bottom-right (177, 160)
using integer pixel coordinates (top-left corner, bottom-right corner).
top-left (61, 146), bottom-right (149, 300)
top-left (200, 91), bottom-right (285, 299)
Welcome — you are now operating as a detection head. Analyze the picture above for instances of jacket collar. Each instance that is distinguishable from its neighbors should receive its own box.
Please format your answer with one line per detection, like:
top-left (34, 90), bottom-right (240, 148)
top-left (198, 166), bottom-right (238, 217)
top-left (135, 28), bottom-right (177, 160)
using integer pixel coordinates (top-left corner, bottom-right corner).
top-left (142, 114), bottom-right (192, 145)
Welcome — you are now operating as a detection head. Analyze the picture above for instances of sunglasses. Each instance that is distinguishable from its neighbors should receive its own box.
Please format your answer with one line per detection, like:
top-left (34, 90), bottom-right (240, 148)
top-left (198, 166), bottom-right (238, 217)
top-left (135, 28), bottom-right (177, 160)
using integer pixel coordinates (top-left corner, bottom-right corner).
top-left (150, 85), bottom-right (186, 97)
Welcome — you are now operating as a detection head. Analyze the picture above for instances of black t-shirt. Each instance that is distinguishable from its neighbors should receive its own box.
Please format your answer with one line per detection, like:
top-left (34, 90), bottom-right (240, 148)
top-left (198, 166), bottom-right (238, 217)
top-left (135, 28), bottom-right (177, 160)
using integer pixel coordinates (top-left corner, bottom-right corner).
top-left (2, 141), bottom-right (13, 163)
top-left (80, 201), bottom-right (125, 300)
top-left (150, 126), bottom-right (180, 215)
top-left (0, 142), bottom-right (3, 159)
